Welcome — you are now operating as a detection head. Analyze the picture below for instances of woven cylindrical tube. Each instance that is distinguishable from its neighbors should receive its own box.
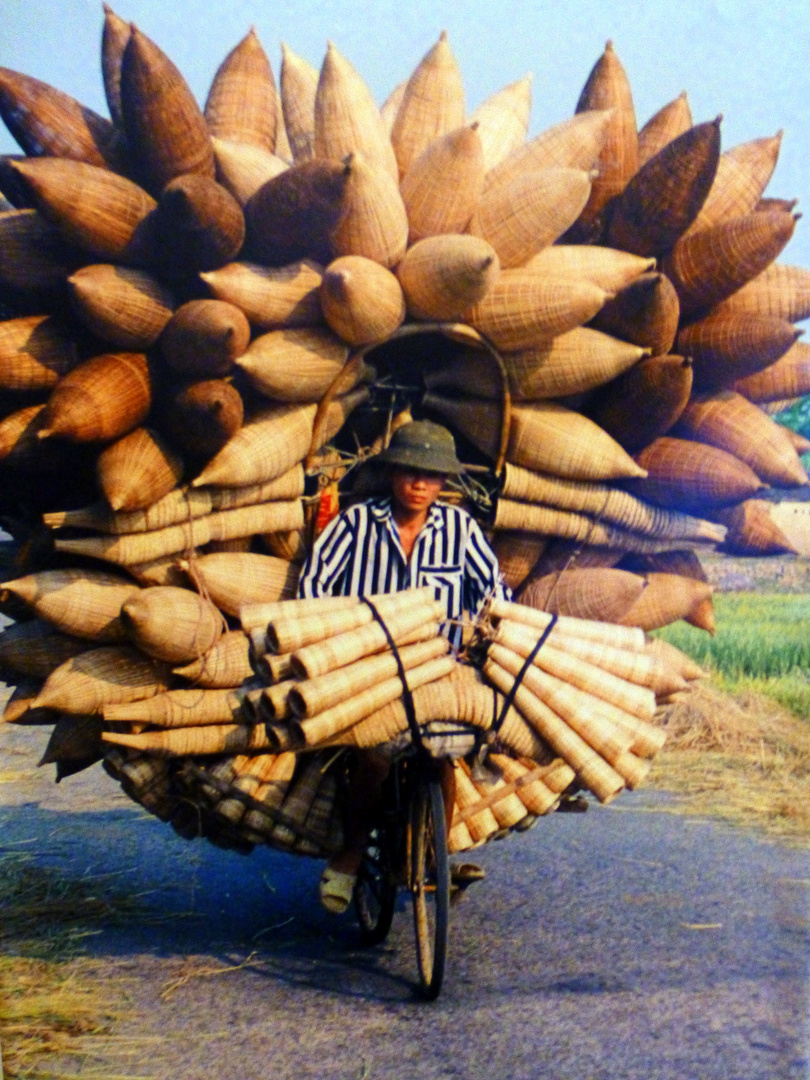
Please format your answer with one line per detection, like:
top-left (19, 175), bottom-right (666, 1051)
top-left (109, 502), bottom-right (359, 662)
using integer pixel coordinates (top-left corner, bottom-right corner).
top-left (489, 754), bottom-right (564, 816)
top-left (101, 722), bottom-right (273, 757)
top-left (288, 637), bottom-right (449, 718)
top-left (483, 658), bottom-right (625, 803)
top-left (462, 759), bottom-right (528, 829)
top-left (452, 762), bottom-right (501, 843)
top-left (488, 598), bottom-right (646, 652)
top-left (290, 601), bottom-right (444, 679)
top-left (239, 594), bottom-right (359, 633)
top-left (295, 654), bottom-right (457, 747)
top-left (241, 751), bottom-right (298, 841)
top-left (214, 753), bottom-right (281, 825)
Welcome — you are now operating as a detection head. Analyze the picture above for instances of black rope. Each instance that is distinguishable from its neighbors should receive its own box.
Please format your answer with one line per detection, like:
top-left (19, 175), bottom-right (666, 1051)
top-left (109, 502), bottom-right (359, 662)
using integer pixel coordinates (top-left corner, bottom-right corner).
top-left (492, 614), bottom-right (558, 733)
top-left (361, 597), bottom-right (424, 751)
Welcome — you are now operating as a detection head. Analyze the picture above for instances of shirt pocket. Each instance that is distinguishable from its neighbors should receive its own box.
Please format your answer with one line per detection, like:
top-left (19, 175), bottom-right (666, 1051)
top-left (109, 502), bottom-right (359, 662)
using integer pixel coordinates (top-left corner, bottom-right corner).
top-left (417, 564), bottom-right (463, 621)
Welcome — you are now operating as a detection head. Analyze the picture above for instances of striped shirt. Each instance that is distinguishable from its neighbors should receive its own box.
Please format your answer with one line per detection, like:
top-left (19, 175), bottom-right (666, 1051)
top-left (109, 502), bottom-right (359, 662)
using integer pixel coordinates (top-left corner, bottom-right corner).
top-left (297, 497), bottom-right (509, 649)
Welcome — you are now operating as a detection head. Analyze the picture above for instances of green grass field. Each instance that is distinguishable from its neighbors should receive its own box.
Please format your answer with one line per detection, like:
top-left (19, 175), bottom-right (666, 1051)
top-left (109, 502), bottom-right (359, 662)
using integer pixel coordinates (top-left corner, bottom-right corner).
top-left (654, 592), bottom-right (810, 718)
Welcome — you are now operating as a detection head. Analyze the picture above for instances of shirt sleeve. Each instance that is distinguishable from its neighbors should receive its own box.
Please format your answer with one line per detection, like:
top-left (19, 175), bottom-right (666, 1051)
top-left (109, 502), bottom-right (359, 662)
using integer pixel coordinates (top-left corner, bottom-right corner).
top-left (297, 506), bottom-right (358, 598)
top-left (461, 512), bottom-right (512, 614)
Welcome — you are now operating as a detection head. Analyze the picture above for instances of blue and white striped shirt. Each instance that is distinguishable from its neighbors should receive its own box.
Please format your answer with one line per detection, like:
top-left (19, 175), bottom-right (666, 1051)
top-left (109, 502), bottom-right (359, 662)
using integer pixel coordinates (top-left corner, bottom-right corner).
top-left (297, 497), bottom-right (509, 649)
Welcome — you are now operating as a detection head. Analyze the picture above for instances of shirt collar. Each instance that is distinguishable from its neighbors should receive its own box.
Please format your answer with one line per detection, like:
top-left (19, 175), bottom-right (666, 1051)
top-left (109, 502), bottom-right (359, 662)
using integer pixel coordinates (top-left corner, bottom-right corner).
top-left (370, 497), bottom-right (446, 532)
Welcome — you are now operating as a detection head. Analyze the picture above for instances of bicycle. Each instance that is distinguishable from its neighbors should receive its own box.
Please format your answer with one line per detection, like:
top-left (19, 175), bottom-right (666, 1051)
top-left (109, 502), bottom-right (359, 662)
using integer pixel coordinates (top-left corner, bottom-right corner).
top-left (353, 728), bottom-right (475, 1001)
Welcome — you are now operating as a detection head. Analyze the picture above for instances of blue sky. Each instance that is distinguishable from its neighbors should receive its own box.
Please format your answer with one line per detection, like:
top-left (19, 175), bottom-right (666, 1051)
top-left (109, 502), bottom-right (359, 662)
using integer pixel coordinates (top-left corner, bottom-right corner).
top-left (2, 0), bottom-right (810, 264)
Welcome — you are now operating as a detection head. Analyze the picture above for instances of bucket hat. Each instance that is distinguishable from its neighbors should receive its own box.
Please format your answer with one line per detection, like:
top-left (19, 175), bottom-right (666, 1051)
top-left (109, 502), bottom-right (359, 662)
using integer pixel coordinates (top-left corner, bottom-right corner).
top-left (377, 420), bottom-right (463, 475)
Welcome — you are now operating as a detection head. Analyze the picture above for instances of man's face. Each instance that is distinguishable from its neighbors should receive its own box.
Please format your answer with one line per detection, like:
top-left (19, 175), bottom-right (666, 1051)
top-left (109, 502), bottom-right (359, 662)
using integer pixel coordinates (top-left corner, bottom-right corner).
top-left (390, 467), bottom-right (446, 513)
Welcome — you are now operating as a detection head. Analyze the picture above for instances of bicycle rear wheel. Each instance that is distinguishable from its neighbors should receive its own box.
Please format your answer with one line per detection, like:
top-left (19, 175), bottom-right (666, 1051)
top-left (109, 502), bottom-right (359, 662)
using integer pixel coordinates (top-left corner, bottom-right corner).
top-left (409, 775), bottom-right (450, 1000)
top-left (354, 825), bottom-right (397, 945)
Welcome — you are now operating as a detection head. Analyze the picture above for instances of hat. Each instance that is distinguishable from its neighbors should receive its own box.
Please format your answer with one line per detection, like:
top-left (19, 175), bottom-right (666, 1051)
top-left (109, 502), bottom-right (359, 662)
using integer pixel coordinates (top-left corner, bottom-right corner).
top-left (377, 420), bottom-right (463, 475)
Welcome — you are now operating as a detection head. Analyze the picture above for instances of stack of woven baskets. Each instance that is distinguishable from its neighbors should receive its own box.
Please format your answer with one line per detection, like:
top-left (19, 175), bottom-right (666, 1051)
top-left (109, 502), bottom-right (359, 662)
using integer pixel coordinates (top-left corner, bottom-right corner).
top-left (0, 15), bottom-right (806, 849)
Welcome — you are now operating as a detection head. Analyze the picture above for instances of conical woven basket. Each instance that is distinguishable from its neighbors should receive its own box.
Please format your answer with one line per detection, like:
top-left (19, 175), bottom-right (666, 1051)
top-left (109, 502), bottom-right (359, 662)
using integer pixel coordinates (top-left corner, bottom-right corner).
top-left (160, 299), bottom-right (251, 379)
top-left (677, 311), bottom-right (800, 391)
top-left (201, 258), bottom-right (324, 330)
top-left (401, 124), bottom-right (485, 243)
top-left (314, 41), bottom-right (399, 183)
top-left (279, 44), bottom-right (318, 163)
top-left (590, 271), bottom-right (680, 357)
top-left (204, 28), bottom-right (277, 152)
top-left (0, 314), bottom-right (80, 392)
top-left (173, 629), bottom-right (253, 689)
top-left (469, 74), bottom-right (532, 172)
top-left (211, 138), bottom-right (289, 206)
top-left (120, 24), bottom-right (215, 193)
top-left (1, 567), bottom-right (140, 643)
top-left (96, 427), bottom-right (183, 512)
top-left (121, 585), bottom-right (223, 664)
top-left (396, 235), bottom-right (500, 320)
top-left (34, 644), bottom-right (169, 714)
top-left (390, 32), bottom-right (466, 179)
top-left (637, 91), bottom-right (692, 166)
top-left (237, 328), bottom-right (349, 402)
top-left (329, 152), bottom-right (408, 267)
top-left (68, 265), bottom-right (176, 351)
top-left (38, 351), bottom-right (152, 443)
top-left (686, 131), bottom-right (783, 236)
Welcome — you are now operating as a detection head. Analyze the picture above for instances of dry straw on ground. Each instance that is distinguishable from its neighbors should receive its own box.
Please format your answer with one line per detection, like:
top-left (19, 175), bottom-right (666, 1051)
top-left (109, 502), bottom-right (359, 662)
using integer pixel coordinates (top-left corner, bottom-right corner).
top-left (651, 682), bottom-right (810, 842)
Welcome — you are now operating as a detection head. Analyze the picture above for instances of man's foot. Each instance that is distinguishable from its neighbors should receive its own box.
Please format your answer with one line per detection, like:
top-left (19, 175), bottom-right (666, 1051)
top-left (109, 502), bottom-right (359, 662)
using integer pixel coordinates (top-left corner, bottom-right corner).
top-left (319, 867), bottom-right (357, 914)
top-left (449, 862), bottom-right (485, 906)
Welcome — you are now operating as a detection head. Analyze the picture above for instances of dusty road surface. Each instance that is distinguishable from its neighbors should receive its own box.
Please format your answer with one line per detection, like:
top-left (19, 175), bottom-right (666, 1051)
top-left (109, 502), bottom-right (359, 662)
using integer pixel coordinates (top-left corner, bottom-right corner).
top-left (1, 719), bottom-right (809, 1080)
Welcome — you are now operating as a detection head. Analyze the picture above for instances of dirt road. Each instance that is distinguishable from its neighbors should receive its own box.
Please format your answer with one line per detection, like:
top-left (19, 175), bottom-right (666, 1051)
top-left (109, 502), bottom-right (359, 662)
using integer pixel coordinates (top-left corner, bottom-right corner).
top-left (1, 718), bottom-right (808, 1080)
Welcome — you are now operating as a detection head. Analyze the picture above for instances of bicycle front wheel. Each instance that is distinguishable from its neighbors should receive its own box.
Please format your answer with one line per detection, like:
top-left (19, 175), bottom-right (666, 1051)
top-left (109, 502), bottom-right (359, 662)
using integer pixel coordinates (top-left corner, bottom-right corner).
top-left (409, 775), bottom-right (450, 1000)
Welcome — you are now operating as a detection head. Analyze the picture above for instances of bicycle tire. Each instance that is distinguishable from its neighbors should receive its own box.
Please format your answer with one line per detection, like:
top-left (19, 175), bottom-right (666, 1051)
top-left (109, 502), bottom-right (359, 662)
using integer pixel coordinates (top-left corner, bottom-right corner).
top-left (409, 775), bottom-right (450, 1000)
top-left (354, 825), bottom-right (397, 945)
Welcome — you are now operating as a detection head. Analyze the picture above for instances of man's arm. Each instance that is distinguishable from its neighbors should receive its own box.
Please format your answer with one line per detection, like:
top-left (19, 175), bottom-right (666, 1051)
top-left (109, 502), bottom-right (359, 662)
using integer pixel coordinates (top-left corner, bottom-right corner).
top-left (461, 513), bottom-right (512, 613)
top-left (297, 507), bottom-right (357, 598)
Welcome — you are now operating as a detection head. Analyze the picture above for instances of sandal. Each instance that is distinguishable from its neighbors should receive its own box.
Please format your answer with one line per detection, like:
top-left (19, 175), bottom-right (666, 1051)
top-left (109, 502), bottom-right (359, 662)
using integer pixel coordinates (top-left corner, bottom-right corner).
top-left (319, 867), bottom-right (357, 914)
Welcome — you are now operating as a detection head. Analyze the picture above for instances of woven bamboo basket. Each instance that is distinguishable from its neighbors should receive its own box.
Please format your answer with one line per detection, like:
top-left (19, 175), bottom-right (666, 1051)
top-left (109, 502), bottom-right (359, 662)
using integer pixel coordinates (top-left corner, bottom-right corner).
top-left (503, 327), bottom-right (648, 399)
top-left (483, 110), bottom-right (611, 194)
top-left (484, 657), bottom-right (624, 804)
top-left (200, 259), bottom-right (324, 329)
top-left (590, 271), bottom-right (681, 357)
top-left (716, 262), bottom-right (810, 323)
top-left (11, 158), bottom-right (157, 263)
top-left (211, 138), bottom-right (289, 206)
top-left (396, 235), bottom-right (500, 320)
top-left (319, 256), bottom-right (406, 345)
top-left (663, 210), bottom-right (797, 317)
top-left (34, 644), bottom-right (169, 714)
top-left (469, 74), bottom-right (531, 171)
top-left (469, 167), bottom-right (593, 269)
top-left (0, 208), bottom-right (82, 290)
top-left (121, 585), bottom-right (223, 664)
top-left (637, 92), bottom-right (692, 166)
top-left (96, 427), bottom-right (183, 512)
top-left (240, 751), bottom-right (298, 842)
top-left (390, 32), bottom-right (466, 179)
top-left (732, 341), bottom-right (810, 402)
top-left (606, 118), bottom-right (721, 256)
top-left (0, 66), bottom-right (125, 170)
top-left (100, 6), bottom-right (128, 128)
top-left (487, 597), bottom-right (646, 651)
top-left (628, 436), bottom-right (765, 511)
top-left (204, 28), bottom-right (277, 152)
top-left (574, 41), bottom-right (638, 229)
top-left (245, 158), bottom-right (349, 267)
top-left (120, 24), bottom-right (215, 193)
top-left (524, 245), bottom-right (654, 293)
top-left (213, 754), bottom-right (283, 826)
top-left (55, 499), bottom-right (304, 566)
top-left (185, 552), bottom-right (299, 617)
top-left (519, 567), bottom-right (646, 624)
top-left (160, 299), bottom-right (251, 378)
top-left (279, 44), bottom-right (318, 163)
top-left (499, 462), bottom-right (723, 541)
top-left (452, 764), bottom-right (501, 843)
top-left (461, 271), bottom-right (611, 350)
top-left (237, 327), bottom-right (349, 401)
top-left (329, 153), bottom-right (408, 267)
top-left (0, 314), bottom-right (79, 391)
top-left (1, 567), bottom-right (140, 642)
top-left (591, 353), bottom-right (693, 453)
top-left (68, 265), bottom-right (176, 350)
top-left (268, 586), bottom-right (434, 654)
top-left (685, 132), bottom-right (783, 236)
top-left (104, 687), bottom-right (242, 727)
top-left (152, 174), bottom-right (245, 272)
top-left (160, 379), bottom-right (244, 460)
top-left (38, 351), bottom-right (152, 443)
top-left (401, 124), bottom-right (485, 243)
top-left (715, 499), bottom-right (799, 556)
top-left (314, 42), bottom-right (399, 183)
top-left (618, 573), bottom-right (715, 632)
top-left (0, 404), bottom-right (66, 470)
top-left (677, 311), bottom-right (800, 391)
top-left (490, 531), bottom-right (546, 593)
top-left (675, 391), bottom-right (809, 488)
top-left (174, 629), bottom-right (253, 689)
top-left (0, 619), bottom-right (86, 681)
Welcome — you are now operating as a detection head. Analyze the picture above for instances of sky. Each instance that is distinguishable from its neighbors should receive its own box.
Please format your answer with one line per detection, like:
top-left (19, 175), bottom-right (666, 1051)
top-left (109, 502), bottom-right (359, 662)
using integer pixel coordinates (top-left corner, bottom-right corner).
top-left (2, 0), bottom-right (810, 264)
